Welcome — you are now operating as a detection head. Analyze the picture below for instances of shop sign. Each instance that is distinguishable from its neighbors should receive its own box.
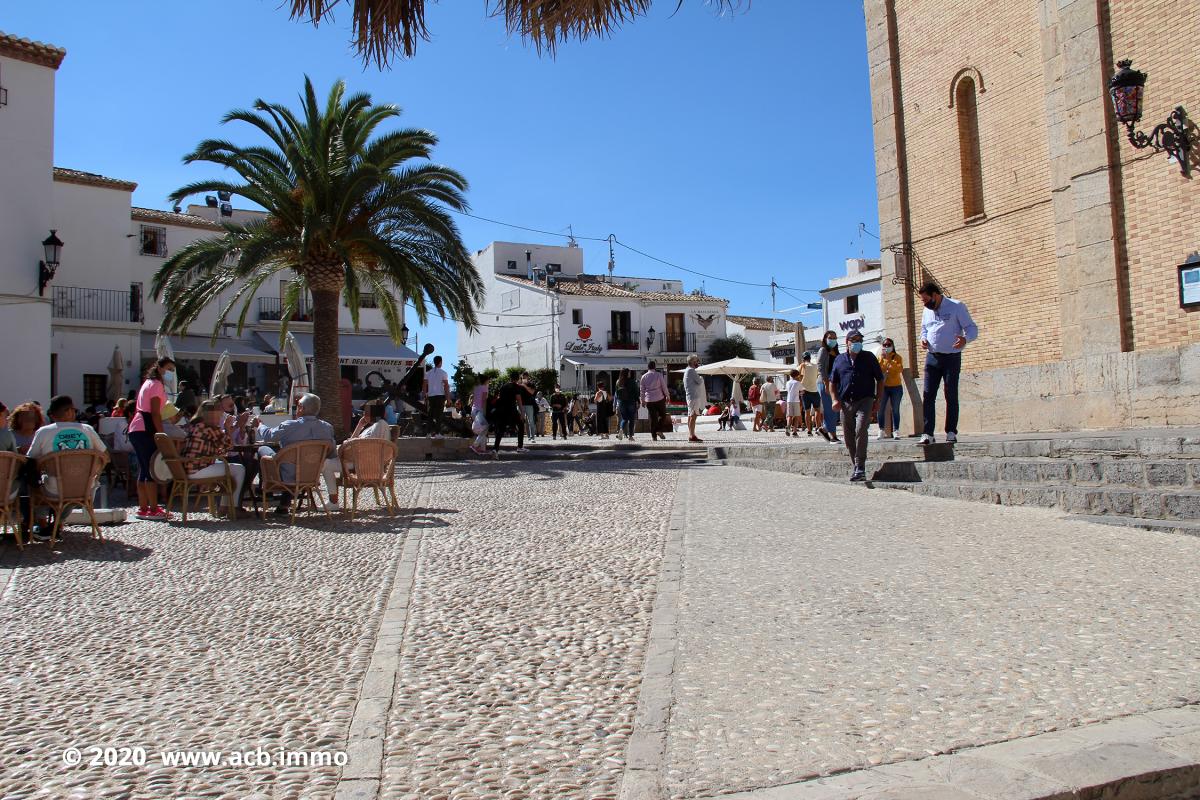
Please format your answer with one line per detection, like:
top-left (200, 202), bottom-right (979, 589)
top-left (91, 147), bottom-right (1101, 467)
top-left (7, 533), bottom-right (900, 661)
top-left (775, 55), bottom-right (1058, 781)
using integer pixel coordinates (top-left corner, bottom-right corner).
top-left (564, 340), bottom-right (603, 354)
top-left (839, 318), bottom-right (865, 332)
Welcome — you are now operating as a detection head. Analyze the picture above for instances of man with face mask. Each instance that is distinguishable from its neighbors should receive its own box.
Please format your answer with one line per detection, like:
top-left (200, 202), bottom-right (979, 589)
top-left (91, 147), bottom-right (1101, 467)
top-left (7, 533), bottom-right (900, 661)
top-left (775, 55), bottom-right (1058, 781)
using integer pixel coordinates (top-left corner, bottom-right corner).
top-left (828, 331), bottom-right (884, 482)
top-left (917, 281), bottom-right (978, 444)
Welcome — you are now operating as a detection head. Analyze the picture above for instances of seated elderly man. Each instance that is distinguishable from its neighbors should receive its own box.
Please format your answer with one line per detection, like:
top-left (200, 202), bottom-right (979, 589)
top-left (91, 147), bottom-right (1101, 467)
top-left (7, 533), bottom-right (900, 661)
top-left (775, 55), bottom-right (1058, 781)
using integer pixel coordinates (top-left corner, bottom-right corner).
top-left (256, 393), bottom-right (339, 512)
top-left (181, 400), bottom-right (246, 515)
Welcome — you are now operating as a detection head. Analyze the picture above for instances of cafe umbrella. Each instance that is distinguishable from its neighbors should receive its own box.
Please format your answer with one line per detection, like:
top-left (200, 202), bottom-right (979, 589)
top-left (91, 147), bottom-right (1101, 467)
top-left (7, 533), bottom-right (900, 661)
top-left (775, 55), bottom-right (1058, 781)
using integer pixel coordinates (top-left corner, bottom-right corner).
top-left (154, 333), bottom-right (178, 402)
top-left (107, 345), bottom-right (125, 403)
top-left (282, 331), bottom-right (310, 414)
top-left (210, 350), bottom-right (233, 396)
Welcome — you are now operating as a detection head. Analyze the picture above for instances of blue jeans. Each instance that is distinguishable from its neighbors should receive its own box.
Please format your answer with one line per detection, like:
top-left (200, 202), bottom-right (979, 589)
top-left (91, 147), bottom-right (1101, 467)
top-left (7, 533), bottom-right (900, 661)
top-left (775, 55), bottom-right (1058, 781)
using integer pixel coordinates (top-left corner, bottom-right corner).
top-left (877, 385), bottom-right (903, 431)
top-left (923, 352), bottom-right (962, 436)
top-left (618, 400), bottom-right (638, 438)
top-left (819, 381), bottom-right (838, 435)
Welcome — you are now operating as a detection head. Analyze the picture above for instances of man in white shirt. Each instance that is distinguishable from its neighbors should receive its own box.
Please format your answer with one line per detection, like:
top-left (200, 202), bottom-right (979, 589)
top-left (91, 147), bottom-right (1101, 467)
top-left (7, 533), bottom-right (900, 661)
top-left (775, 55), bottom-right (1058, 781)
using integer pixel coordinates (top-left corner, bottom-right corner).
top-left (682, 355), bottom-right (706, 443)
top-left (27, 395), bottom-right (109, 501)
top-left (759, 377), bottom-right (779, 432)
top-left (784, 369), bottom-right (804, 437)
top-left (422, 355), bottom-right (451, 439)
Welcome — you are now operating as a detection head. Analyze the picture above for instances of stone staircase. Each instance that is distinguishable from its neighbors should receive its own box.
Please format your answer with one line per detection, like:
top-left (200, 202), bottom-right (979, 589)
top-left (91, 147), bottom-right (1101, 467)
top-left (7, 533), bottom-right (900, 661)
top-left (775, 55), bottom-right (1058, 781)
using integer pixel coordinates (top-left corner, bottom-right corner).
top-left (710, 431), bottom-right (1200, 536)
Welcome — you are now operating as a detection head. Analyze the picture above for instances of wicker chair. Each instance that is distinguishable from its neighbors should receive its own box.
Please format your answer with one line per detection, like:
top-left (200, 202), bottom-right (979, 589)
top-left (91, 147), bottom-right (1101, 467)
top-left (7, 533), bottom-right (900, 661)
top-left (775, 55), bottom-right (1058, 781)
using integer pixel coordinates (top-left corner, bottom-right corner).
top-left (259, 440), bottom-right (333, 524)
top-left (155, 434), bottom-right (241, 523)
top-left (31, 450), bottom-right (109, 547)
top-left (0, 452), bottom-right (26, 548)
top-left (338, 438), bottom-right (399, 519)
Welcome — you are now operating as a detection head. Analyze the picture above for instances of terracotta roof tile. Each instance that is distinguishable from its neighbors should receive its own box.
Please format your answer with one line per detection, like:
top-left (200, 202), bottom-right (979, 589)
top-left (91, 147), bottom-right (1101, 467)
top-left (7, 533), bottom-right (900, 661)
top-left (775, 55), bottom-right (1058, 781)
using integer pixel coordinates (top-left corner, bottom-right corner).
top-left (501, 276), bottom-right (726, 304)
top-left (53, 167), bottom-right (138, 192)
top-left (0, 31), bottom-right (66, 69)
top-left (727, 314), bottom-right (796, 331)
top-left (131, 207), bottom-right (223, 231)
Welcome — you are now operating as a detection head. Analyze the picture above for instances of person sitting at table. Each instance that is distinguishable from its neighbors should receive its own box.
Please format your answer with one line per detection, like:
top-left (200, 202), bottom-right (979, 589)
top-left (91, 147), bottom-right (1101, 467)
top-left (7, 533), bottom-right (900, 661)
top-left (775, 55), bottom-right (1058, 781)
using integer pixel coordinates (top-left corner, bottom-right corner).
top-left (180, 400), bottom-right (246, 516)
top-left (10, 401), bottom-right (45, 455)
top-left (256, 393), bottom-right (339, 512)
top-left (217, 394), bottom-right (252, 445)
top-left (26, 395), bottom-right (109, 536)
top-left (162, 403), bottom-right (189, 439)
top-left (349, 403), bottom-right (392, 440)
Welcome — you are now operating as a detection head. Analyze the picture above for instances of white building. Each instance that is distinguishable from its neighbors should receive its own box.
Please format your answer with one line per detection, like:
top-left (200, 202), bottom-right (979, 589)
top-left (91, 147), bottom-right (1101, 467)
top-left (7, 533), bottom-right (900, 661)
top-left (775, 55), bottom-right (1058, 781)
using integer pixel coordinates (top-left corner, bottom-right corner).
top-left (821, 258), bottom-right (884, 354)
top-left (458, 242), bottom-right (729, 394)
top-left (1, 31), bottom-right (415, 410)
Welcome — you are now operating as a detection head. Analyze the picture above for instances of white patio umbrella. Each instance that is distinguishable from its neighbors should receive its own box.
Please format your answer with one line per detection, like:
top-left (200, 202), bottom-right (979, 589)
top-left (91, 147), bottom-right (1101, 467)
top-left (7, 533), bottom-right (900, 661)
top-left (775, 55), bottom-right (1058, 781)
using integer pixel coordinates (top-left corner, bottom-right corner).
top-left (282, 331), bottom-right (310, 414)
top-left (154, 333), bottom-right (178, 401)
top-left (210, 350), bottom-right (232, 396)
top-left (106, 346), bottom-right (124, 403)
top-left (696, 357), bottom-right (792, 409)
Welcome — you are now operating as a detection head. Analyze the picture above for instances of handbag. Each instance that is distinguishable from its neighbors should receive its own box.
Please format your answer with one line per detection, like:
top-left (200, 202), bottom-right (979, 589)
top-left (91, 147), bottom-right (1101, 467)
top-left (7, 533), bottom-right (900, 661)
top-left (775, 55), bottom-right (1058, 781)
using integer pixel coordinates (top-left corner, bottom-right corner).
top-left (637, 406), bottom-right (650, 421)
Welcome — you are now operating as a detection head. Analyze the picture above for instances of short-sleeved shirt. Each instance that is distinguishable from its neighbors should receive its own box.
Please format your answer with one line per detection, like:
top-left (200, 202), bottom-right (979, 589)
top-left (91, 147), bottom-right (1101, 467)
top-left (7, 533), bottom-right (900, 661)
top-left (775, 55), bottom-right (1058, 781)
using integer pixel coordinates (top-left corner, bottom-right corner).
top-left (800, 363), bottom-right (820, 392)
top-left (830, 351), bottom-right (884, 403)
top-left (747, 385), bottom-right (761, 404)
top-left (356, 420), bottom-right (392, 440)
top-left (128, 379), bottom-right (166, 434)
top-left (472, 385), bottom-right (489, 413)
top-left (785, 379), bottom-right (802, 403)
top-left (880, 352), bottom-right (904, 387)
top-left (27, 422), bottom-right (107, 459)
top-left (759, 381), bottom-right (779, 403)
top-left (424, 367), bottom-right (449, 397)
top-left (180, 421), bottom-right (232, 473)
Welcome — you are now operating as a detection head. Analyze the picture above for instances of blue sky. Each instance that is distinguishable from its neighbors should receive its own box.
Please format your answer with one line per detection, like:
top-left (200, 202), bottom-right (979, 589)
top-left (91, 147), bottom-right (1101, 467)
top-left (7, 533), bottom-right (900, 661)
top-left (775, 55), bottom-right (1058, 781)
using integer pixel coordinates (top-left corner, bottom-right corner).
top-left (7, 1), bottom-right (880, 360)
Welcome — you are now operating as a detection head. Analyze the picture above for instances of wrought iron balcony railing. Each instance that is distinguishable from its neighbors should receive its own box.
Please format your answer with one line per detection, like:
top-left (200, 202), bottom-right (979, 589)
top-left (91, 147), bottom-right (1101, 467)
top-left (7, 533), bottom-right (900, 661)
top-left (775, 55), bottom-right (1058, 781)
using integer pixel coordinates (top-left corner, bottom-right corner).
top-left (258, 296), bottom-right (313, 322)
top-left (52, 286), bottom-right (142, 323)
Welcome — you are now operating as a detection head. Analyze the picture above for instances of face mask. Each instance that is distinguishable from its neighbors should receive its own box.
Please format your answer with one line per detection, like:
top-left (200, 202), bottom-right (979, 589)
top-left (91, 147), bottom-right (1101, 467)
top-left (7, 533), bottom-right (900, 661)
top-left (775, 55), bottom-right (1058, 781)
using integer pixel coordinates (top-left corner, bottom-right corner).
top-left (825, 338), bottom-right (836, 346)
top-left (883, 346), bottom-right (894, 354)
top-left (850, 342), bottom-right (864, 354)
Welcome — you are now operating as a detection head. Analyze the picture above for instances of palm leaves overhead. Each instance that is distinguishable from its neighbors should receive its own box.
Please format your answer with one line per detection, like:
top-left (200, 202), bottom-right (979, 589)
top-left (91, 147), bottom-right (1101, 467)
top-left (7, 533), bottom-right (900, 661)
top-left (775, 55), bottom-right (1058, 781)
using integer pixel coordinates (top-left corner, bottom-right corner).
top-left (152, 76), bottom-right (483, 433)
top-left (289, 0), bottom-right (742, 65)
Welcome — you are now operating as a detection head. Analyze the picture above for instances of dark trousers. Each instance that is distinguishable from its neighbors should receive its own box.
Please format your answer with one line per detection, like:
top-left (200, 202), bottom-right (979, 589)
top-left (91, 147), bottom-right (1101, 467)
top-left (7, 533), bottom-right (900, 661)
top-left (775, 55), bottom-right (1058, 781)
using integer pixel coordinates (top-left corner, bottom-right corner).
top-left (619, 401), bottom-right (638, 438)
top-left (493, 411), bottom-right (523, 451)
top-left (923, 351), bottom-right (962, 436)
top-left (646, 399), bottom-right (668, 439)
top-left (841, 396), bottom-right (875, 472)
top-left (551, 410), bottom-right (567, 439)
top-left (427, 395), bottom-right (446, 434)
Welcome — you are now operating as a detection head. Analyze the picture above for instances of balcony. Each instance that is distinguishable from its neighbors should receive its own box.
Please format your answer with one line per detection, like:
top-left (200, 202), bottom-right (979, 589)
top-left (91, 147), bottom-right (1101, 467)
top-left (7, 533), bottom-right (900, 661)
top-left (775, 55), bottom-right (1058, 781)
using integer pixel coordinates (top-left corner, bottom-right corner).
top-left (658, 332), bottom-right (697, 353)
top-left (606, 330), bottom-right (640, 350)
top-left (52, 286), bottom-right (142, 324)
top-left (258, 296), bottom-right (313, 323)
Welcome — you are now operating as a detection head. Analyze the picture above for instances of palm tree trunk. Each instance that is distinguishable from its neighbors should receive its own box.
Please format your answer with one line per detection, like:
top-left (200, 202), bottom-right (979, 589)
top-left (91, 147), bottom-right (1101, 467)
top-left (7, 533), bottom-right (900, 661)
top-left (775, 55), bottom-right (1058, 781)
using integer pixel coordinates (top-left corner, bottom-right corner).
top-left (311, 287), bottom-right (344, 437)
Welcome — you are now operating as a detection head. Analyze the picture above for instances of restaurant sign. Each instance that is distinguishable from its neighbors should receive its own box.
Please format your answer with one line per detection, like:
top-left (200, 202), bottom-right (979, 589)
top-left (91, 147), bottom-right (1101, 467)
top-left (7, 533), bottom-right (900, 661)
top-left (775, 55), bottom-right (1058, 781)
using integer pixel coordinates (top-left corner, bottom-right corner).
top-left (306, 356), bottom-right (415, 366)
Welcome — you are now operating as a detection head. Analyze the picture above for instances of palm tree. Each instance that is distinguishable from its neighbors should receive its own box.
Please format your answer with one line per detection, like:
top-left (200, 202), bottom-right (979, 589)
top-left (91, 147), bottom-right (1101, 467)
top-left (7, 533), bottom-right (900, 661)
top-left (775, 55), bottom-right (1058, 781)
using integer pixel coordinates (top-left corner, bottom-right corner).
top-left (289, 0), bottom-right (740, 64)
top-left (151, 77), bottom-right (483, 435)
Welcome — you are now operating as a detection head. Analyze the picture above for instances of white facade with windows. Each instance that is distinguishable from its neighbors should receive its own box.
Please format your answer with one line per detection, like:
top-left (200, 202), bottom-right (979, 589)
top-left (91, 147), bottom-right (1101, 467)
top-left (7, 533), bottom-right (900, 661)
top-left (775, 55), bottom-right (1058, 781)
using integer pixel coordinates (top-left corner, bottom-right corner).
top-left (820, 258), bottom-right (884, 354)
top-left (0, 31), bottom-right (414, 410)
top-left (458, 242), bottom-right (729, 392)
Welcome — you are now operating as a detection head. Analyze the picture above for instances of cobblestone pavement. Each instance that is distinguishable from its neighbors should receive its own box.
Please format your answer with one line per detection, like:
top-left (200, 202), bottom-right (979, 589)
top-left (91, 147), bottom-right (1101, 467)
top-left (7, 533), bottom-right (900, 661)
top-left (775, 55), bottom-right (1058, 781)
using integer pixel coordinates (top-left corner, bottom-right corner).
top-left (379, 461), bottom-right (678, 800)
top-left (664, 465), bottom-right (1200, 798)
top-left (0, 482), bottom-right (419, 800)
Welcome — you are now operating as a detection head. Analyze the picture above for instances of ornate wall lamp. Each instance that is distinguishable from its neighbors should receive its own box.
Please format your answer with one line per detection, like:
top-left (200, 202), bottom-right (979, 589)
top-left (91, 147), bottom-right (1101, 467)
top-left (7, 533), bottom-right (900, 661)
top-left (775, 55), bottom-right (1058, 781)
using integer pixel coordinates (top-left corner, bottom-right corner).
top-left (38, 229), bottom-right (64, 296)
top-left (1109, 60), bottom-right (1191, 177)
top-left (645, 326), bottom-right (656, 349)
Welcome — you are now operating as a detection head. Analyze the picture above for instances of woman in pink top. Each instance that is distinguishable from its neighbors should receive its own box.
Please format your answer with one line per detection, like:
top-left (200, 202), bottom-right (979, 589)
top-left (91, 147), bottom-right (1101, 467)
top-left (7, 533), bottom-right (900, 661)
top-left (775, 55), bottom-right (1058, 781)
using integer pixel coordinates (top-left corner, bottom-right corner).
top-left (128, 357), bottom-right (174, 520)
top-left (469, 376), bottom-right (492, 455)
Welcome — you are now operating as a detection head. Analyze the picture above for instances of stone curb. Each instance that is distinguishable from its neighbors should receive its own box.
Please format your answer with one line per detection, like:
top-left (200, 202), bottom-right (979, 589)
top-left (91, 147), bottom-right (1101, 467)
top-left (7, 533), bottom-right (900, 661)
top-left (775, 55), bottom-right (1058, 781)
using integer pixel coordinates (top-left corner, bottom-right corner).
top-left (699, 705), bottom-right (1200, 800)
top-left (619, 467), bottom-right (691, 800)
top-left (334, 478), bottom-right (430, 800)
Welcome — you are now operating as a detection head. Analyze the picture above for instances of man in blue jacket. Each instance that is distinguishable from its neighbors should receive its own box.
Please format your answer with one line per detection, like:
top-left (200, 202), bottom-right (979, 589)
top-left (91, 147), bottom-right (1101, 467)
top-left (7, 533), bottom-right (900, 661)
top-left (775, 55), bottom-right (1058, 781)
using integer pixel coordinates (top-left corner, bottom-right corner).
top-left (828, 331), bottom-right (884, 482)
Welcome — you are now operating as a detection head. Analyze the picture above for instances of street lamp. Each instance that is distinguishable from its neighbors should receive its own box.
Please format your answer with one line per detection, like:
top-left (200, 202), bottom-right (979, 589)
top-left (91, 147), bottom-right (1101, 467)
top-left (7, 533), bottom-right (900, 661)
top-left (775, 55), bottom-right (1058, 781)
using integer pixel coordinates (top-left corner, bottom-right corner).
top-left (399, 324), bottom-right (410, 346)
top-left (38, 229), bottom-right (64, 296)
top-left (645, 326), bottom-right (656, 349)
top-left (1109, 60), bottom-right (1191, 176)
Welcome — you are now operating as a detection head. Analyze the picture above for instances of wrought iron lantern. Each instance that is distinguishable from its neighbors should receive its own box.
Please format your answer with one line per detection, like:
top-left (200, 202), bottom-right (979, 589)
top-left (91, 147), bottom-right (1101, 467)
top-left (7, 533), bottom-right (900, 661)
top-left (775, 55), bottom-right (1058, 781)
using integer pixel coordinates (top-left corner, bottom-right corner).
top-left (38, 229), bottom-right (64, 296)
top-left (399, 323), bottom-right (410, 346)
top-left (645, 326), bottom-right (656, 349)
top-left (1109, 60), bottom-right (1191, 177)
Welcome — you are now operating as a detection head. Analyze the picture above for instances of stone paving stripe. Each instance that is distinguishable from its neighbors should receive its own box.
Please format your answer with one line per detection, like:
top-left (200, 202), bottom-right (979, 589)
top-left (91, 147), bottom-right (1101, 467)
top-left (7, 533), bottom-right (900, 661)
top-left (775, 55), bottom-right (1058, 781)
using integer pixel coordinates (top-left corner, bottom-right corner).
top-left (335, 478), bottom-right (429, 797)
top-left (698, 705), bottom-right (1200, 799)
top-left (620, 466), bottom-right (693, 800)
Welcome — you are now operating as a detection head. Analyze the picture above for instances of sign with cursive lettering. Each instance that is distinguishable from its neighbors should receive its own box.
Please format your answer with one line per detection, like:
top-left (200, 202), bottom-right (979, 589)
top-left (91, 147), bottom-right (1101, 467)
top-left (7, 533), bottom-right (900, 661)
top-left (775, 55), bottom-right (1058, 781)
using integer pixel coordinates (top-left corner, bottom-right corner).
top-left (564, 340), bottom-right (604, 354)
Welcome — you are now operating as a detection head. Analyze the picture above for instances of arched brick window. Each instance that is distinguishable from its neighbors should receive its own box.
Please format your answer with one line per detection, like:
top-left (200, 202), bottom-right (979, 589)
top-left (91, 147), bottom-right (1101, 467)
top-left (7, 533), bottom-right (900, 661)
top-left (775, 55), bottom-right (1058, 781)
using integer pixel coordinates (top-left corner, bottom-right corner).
top-left (953, 74), bottom-right (985, 220)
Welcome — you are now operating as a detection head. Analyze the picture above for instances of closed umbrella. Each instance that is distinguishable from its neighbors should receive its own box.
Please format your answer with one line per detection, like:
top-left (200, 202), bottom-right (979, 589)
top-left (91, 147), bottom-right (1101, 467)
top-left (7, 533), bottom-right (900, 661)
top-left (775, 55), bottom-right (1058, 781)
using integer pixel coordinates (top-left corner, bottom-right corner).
top-left (155, 333), bottom-right (178, 402)
top-left (210, 350), bottom-right (232, 396)
top-left (107, 346), bottom-right (124, 403)
top-left (283, 331), bottom-right (310, 414)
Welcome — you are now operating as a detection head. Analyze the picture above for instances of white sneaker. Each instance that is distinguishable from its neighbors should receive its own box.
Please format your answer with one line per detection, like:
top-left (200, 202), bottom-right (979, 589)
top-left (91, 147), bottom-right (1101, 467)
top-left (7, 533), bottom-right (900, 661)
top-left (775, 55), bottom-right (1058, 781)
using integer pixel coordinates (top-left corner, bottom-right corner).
top-left (918, 434), bottom-right (933, 445)
top-left (946, 432), bottom-right (958, 443)
top-left (892, 431), bottom-right (901, 440)
top-left (873, 432), bottom-right (885, 440)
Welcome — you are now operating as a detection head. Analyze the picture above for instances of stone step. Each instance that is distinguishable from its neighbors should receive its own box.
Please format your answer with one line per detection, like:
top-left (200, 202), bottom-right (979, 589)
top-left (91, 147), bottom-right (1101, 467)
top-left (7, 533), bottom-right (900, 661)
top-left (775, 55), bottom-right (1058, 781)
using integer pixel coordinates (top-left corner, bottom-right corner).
top-left (900, 456), bottom-right (1200, 489)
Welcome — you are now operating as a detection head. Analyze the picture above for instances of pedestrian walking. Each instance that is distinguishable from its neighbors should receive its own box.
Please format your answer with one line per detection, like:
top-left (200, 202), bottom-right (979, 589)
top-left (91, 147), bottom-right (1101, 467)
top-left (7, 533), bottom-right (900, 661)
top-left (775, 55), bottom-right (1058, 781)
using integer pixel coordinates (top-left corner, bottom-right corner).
top-left (759, 376), bottom-right (779, 432)
top-left (748, 378), bottom-right (762, 432)
top-left (535, 391), bottom-right (550, 436)
top-left (800, 352), bottom-right (821, 436)
top-left (784, 369), bottom-right (803, 437)
top-left (615, 368), bottom-right (640, 440)
top-left (639, 362), bottom-right (670, 441)
top-left (519, 373), bottom-right (538, 440)
top-left (594, 382), bottom-right (613, 440)
top-left (918, 281), bottom-right (978, 444)
top-left (817, 331), bottom-right (841, 443)
top-left (469, 375), bottom-right (492, 455)
top-left (491, 374), bottom-right (527, 453)
top-left (422, 355), bottom-right (450, 438)
top-left (550, 385), bottom-right (569, 440)
top-left (683, 355), bottom-right (706, 443)
top-left (876, 338), bottom-right (904, 440)
top-left (828, 330), bottom-right (884, 482)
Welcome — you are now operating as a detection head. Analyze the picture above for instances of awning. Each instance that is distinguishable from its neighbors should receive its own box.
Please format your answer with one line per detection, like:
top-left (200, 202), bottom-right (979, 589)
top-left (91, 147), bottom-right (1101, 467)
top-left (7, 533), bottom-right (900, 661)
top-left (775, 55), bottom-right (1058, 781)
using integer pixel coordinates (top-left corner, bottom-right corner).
top-left (562, 355), bottom-right (647, 371)
top-left (260, 331), bottom-right (419, 367)
top-left (140, 333), bottom-right (277, 363)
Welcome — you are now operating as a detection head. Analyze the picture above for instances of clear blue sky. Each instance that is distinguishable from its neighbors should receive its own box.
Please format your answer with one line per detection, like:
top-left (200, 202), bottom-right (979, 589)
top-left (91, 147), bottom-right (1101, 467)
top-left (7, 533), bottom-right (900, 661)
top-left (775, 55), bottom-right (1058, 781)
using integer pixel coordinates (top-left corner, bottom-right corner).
top-left (7, 1), bottom-right (880, 361)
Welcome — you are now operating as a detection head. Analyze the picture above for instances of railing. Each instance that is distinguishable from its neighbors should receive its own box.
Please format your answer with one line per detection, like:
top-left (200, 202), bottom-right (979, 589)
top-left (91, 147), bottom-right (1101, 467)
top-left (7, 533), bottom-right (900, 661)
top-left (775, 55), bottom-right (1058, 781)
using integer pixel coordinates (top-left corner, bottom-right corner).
top-left (607, 330), bottom-right (640, 350)
top-left (345, 293), bottom-right (380, 309)
top-left (658, 332), bottom-right (697, 353)
top-left (52, 286), bottom-right (142, 323)
top-left (258, 296), bottom-right (313, 322)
